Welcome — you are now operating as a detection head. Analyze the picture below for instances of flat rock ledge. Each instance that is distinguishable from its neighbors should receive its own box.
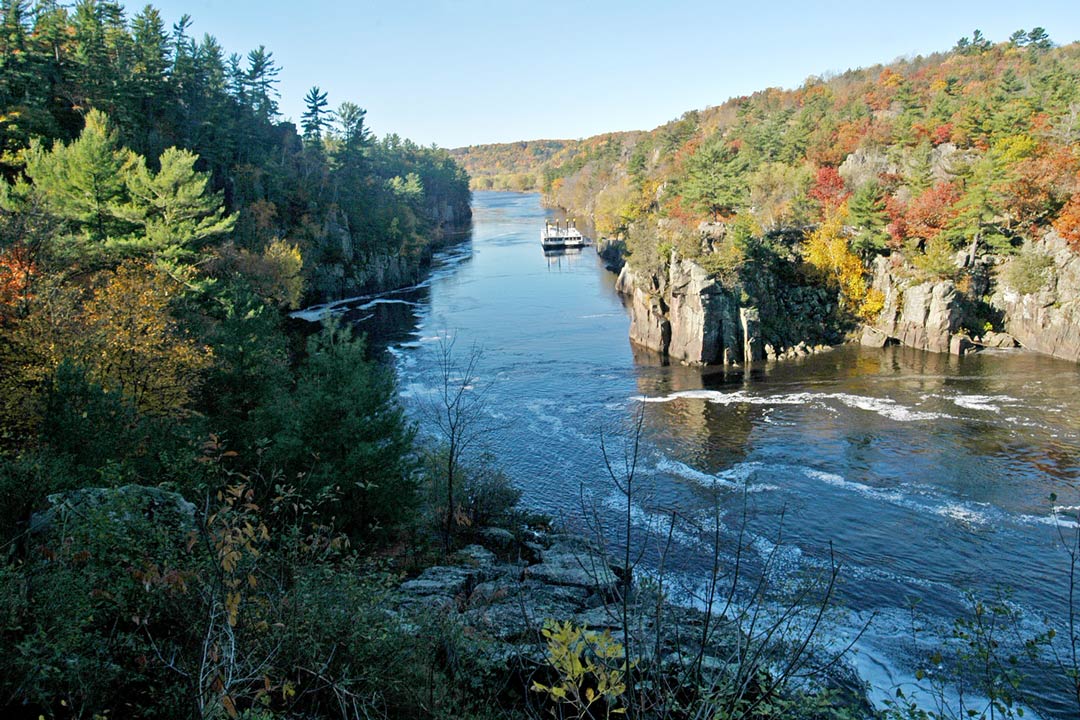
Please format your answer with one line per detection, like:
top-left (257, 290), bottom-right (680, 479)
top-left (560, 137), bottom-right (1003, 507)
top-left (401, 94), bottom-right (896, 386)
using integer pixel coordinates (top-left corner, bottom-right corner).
top-left (392, 530), bottom-right (874, 716)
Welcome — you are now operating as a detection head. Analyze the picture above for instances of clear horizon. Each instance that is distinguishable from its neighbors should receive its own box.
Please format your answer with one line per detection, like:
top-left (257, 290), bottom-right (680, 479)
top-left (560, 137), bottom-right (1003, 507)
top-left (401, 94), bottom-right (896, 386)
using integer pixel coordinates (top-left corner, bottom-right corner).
top-left (146, 0), bottom-right (1080, 148)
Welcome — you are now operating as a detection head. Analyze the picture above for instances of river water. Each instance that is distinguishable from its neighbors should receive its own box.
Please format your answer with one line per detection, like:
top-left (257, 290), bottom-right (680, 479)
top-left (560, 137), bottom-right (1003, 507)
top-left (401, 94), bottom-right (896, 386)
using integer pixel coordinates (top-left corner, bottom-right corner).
top-left (306, 191), bottom-right (1080, 718)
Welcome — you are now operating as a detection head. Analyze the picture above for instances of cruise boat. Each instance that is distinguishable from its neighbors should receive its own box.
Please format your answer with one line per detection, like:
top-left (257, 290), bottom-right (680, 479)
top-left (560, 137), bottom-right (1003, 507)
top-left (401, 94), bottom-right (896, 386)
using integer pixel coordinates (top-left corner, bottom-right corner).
top-left (541, 219), bottom-right (590, 250)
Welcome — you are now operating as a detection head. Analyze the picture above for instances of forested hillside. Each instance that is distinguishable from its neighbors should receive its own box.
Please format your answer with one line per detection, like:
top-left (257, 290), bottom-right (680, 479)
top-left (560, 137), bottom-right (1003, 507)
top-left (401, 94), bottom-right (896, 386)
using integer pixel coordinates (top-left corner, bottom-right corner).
top-left (0, 4), bottom-right (487, 718)
top-left (0, 0), bottom-right (471, 302)
top-left (530, 28), bottom-right (1080, 362)
top-left (546, 28), bottom-right (1078, 262)
top-left (451, 133), bottom-right (636, 191)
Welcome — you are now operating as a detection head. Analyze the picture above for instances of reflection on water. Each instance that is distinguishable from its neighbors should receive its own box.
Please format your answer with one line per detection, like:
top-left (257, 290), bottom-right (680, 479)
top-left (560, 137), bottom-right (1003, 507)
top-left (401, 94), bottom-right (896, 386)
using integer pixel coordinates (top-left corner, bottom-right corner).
top-left (337, 191), bottom-right (1080, 718)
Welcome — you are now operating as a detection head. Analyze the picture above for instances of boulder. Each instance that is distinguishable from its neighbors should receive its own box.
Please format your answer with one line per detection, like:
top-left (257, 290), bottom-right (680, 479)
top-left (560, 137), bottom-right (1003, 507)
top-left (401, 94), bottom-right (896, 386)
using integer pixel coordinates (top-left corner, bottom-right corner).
top-left (860, 327), bottom-right (889, 348)
top-left (949, 333), bottom-right (974, 357)
top-left (32, 484), bottom-right (196, 536)
top-left (981, 331), bottom-right (1018, 349)
top-left (476, 526), bottom-right (517, 555)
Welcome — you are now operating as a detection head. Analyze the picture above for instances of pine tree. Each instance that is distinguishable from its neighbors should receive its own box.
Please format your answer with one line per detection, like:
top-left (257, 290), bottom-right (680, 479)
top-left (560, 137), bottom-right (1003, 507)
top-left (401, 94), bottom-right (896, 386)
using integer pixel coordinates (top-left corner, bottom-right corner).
top-left (245, 45), bottom-right (279, 121)
top-left (0, 0), bottom-right (31, 104)
top-left (336, 101), bottom-right (371, 159)
top-left (24, 109), bottom-right (135, 252)
top-left (115, 146), bottom-right (234, 263)
top-left (301, 85), bottom-right (329, 144)
top-left (1027, 27), bottom-right (1052, 51)
top-left (848, 181), bottom-right (889, 257)
top-left (681, 137), bottom-right (750, 221)
top-left (1008, 30), bottom-right (1029, 48)
top-left (129, 5), bottom-right (171, 158)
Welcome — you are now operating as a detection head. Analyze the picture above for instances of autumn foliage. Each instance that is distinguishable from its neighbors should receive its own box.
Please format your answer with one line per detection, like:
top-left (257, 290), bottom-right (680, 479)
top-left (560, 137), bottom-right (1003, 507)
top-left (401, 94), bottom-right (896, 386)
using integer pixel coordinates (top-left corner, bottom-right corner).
top-left (1053, 194), bottom-right (1080, 251)
top-left (904, 182), bottom-right (961, 244)
top-left (804, 204), bottom-right (885, 322)
top-left (0, 243), bottom-right (34, 313)
top-left (808, 167), bottom-right (851, 218)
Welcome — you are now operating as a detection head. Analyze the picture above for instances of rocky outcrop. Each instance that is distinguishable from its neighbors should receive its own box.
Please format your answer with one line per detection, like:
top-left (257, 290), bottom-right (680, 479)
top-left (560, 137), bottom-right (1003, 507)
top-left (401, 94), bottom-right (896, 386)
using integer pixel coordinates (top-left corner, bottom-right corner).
top-left (865, 257), bottom-right (966, 354)
top-left (617, 258), bottom-right (750, 365)
top-left (616, 263), bottom-right (671, 356)
top-left (31, 485), bottom-right (197, 536)
top-left (864, 233), bottom-right (1080, 363)
top-left (616, 253), bottom-right (837, 366)
top-left (596, 237), bottom-right (627, 272)
top-left (994, 233), bottom-right (1080, 363)
top-left (306, 197), bottom-right (472, 302)
top-left (395, 530), bottom-right (874, 716)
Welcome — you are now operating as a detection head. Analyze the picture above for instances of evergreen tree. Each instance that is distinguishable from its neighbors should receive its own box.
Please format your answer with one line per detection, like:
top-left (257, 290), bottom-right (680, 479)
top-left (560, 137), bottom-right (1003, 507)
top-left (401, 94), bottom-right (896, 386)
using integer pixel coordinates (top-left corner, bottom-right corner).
top-left (1027, 27), bottom-right (1052, 51)
top-left (335, 101), bottom-right (371, 159)
top-left (681, 137), bottom-right (750, 221)
top-left (1009, 29), bottom-right (1029, 48)
top-left (946, 153), bottom-right (1012, 257)
top-left (262, 322), bottom-right (416, 543)
top-left (129, 5), bottom-right (171, 158)
top-left (244, 45), bottom-right (279, 121)
top-left (115, 146), bottom-right (235, 262)
top-left (24, 109), bottom-right (135, 252)
top-left (301, 85), bottom-right (329, 144)
top-left (0, 0), bottom-right (30, 103)
top-left (848, 181), bottom-right (890, 257)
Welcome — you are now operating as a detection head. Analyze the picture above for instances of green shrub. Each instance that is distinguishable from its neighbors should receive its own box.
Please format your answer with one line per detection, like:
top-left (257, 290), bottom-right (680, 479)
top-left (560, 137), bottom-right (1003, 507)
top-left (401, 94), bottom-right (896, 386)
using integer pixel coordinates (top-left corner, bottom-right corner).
top-left (912, 235), bottom-right (960, 280)
top-left (1002, 249), bottom-right (1054, 295)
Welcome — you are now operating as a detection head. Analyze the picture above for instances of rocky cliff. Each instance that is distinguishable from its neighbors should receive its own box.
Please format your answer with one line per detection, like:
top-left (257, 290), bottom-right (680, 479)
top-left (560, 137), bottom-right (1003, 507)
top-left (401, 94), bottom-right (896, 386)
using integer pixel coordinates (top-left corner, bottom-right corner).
top-left (307, 197), bottom-right (472, 301)
top-left (994, 233), bottom-right (1080, 363)
top-left (863, 232), bottom-right (1080, 363)
top-left (861, 256), bottom-right (969, 355)
top-left (615, 252), bottom-right (838, 365)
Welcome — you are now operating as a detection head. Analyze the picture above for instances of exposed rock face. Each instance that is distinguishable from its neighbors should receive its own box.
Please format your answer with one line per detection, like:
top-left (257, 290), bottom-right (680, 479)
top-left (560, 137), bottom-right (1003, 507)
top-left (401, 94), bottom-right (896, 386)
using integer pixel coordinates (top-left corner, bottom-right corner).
top-left (865, 233), bottom-right (1080, 363)
top-left (866, 256), bottom-right (973, 355)
top-left (839, 148), bottom-right (898, 189)
top-left (995, 233), bottom-right (1080, 363)
top-left (616, 264), bottom-right (671, 355)
top-left (395, 529), bottom-right (874, 717)
top-left (524, 539), bottom-right (618, 594)
top-left (616, 253), bottom-right (836, 366)
top-left (307, 197), bottom-right (472, 302)
top-left (618, 258), bottom-right (749, 365)
top-left (666, 257), bottom-right (745, 364)
top-left (596, 237), bottom-right (627, 272)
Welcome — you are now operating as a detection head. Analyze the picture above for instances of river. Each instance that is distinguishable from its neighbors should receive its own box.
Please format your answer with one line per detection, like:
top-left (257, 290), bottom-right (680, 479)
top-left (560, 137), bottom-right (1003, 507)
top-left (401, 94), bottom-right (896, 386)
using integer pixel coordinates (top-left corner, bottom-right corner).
top-left (307, 191), bottom-right (1080, 718)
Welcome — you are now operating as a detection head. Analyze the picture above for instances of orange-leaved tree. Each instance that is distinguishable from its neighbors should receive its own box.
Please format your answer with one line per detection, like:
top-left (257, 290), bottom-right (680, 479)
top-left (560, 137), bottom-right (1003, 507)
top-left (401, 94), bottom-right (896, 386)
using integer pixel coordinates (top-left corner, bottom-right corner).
top-left (1053, 192), bottom-right (1080, 252)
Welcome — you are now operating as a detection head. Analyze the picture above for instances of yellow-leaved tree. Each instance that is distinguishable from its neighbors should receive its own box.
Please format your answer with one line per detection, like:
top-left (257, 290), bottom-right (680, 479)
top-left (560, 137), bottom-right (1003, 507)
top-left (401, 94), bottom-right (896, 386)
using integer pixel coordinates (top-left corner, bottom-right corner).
top-left (804, 202), bottom-right (884, 322)
top-left (19, 262), bottom-right (212, 415)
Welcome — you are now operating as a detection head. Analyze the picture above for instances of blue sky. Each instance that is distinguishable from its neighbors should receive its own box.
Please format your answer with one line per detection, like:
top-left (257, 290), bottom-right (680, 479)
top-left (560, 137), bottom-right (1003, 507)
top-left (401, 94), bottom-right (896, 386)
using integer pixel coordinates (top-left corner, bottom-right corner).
top-left (147, 0), bottom-right (1080, 148)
